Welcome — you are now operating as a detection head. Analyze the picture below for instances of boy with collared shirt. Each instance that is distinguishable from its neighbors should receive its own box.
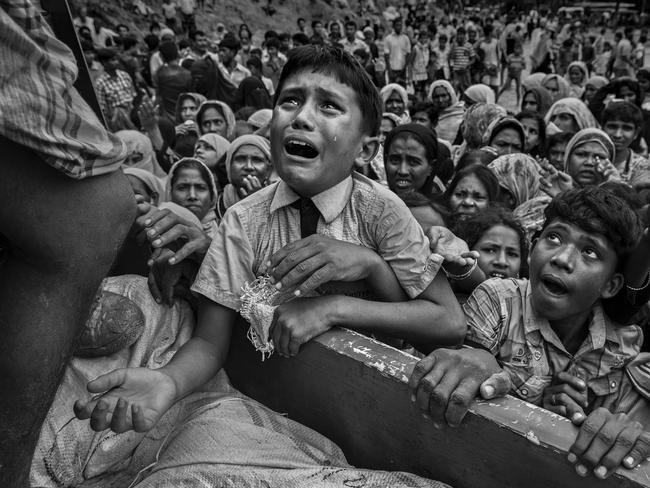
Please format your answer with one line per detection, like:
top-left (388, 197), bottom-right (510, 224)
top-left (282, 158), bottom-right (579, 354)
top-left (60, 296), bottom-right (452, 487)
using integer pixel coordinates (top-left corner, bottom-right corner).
top-left (76, 44), bottom-right (465, 432)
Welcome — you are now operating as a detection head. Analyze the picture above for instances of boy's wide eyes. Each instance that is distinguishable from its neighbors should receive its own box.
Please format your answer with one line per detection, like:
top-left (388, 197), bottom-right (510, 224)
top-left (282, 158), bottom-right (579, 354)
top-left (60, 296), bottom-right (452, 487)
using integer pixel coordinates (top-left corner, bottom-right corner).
top-left (582, 246), bottom-right (600, 260)
top-left (545, 232), bottom-right (561, 244)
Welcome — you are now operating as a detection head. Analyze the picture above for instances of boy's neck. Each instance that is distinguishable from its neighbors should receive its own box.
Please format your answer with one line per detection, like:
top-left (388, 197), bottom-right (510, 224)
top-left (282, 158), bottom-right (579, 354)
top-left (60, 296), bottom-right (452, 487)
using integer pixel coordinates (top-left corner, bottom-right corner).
top-left (614, 146), bottom-right (631, 166)
top-left (549, 312), bottom-right (591, 356)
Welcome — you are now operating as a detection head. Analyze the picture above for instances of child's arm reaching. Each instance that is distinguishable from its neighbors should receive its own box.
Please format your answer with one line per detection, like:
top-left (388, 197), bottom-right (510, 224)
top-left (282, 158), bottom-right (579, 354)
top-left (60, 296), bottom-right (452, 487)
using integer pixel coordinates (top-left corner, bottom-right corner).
top-left (74, 297), bottom-right (235, 433)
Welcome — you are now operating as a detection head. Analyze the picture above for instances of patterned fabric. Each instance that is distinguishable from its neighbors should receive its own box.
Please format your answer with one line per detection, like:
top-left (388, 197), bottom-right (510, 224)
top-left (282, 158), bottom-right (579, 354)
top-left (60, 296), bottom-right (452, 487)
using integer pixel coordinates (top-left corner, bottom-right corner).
top-left (95, 69), bottom-right (136, 117)
top-left (461, 103), bottom-right (507, 150)
top-left (544, 97), bottom-right (599, 132)
top-left (0, 0), bottom-right (126, 179)
top-left (450, 42), bottom-right (475, 71)
top-left (464, 278), bottom-right (642, 406)
top-left (487, 153), bottom-right (544, 207)
top-left (616, 151), bottom-right (650, 190)
top-left (192, 173), bottom-right (443, 310)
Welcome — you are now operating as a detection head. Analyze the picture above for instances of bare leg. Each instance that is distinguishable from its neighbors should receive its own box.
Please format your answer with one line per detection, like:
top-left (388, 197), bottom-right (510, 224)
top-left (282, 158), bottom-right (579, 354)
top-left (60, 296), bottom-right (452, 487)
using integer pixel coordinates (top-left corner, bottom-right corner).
top-left (0, 137), bottom-right (135, 487)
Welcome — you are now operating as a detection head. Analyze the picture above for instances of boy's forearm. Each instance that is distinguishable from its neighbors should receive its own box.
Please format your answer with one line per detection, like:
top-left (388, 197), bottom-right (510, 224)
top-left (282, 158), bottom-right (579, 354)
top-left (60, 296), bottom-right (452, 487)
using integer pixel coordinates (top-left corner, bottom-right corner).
top-left (160, 298), bottom-right (235, 401)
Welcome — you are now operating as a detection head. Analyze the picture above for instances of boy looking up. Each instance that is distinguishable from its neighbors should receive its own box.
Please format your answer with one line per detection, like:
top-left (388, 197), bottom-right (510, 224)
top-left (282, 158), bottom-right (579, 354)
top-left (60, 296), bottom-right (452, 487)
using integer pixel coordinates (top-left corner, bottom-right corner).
top-left (75, 45), bottom-right (465, 433)
top-left (411, 187), bottom-right (650, 480)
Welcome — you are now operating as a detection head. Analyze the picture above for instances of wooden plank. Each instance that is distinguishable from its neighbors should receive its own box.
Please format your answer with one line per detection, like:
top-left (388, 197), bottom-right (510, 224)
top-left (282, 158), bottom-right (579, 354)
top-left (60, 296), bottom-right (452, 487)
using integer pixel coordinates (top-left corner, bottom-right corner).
top-left (226, 323), bottom-right (650, 488)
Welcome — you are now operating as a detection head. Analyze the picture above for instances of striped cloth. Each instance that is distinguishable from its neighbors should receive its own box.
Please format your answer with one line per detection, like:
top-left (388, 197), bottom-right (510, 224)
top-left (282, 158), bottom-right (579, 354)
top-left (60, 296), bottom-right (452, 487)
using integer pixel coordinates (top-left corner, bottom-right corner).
top-left (0, 0), bottom-right (126, 179)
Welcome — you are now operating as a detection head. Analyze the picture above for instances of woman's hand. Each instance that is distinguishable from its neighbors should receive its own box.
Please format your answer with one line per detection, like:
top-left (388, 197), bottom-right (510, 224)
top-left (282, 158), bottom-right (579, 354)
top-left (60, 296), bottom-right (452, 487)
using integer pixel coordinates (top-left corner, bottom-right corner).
top-left (427, 226), bottom-right (479, 276)
top-left (538, 158), bottom-right (573, 197)
top-left (238, 175), bottom-right (265, 198)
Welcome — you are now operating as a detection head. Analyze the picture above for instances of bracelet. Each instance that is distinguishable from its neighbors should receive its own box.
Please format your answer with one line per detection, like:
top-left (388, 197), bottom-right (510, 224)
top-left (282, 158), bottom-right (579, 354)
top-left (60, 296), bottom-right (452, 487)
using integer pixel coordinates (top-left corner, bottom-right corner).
top-left (443, 259), bottom-right (477, 281)
top-left (626, 273), bottom-right (650, 292)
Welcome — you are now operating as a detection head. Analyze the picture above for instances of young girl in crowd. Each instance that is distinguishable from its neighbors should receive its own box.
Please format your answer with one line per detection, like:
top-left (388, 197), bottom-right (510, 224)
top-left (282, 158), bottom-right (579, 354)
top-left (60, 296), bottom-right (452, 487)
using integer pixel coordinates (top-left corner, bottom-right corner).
top-left (515, 111), bottom-right (546, 157)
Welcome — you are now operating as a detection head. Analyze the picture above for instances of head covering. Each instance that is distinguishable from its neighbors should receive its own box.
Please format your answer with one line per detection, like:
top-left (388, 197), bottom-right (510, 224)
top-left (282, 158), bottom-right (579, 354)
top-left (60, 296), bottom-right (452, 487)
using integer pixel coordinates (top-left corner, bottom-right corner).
top-left (380, 83), bottom-right (410, 123)
top-left (565, 61), bottom-right (589, 98)
top-left (381, 112), bottom-right (402, 128)
top-left (464, 84), bottom-right (495, 104)
top-left (122, 167), bottom-right (166, 202)
top-left (482, 115), bottom-right (526, 148)
top-left (513, 195), bottom-right (553, 244)
top-left (487, 153), bottom-right (544, 207)
top-left (197, 133), bottom-right (231, 160)
top-left (224, 134), bottom-right (272, 182)
top-left (563, 128), bottom-right (615, 172)
top-left (584, 75), bottom-right (609, 92)
top-left (462, 103), bottom-right (508, 150)
top-left (159, 28), bottom-right (175, 39)
top-left (195, 100), bottom-right (237, 141)
top-left (522, 72), bottom-right (547, 91)
top-left (544, 98), bottom-right (599, 131)
top-left (115, 130), bottom-right (166, 177)
top-left (427, 80), bottom-right (466, 143)
top-left (541, 74), bottom-right (571, 102)
top-left (521, 86), bottom-right (553, 117)
top-left (247, 109), bottom-right (273, 130)
top-left (174, 92), bottom-right (207, 124)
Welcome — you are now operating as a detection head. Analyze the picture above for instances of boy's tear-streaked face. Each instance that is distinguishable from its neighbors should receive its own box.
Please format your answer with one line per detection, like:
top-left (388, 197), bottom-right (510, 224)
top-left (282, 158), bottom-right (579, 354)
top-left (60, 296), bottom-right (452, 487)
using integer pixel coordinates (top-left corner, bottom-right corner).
top-left (270, 70), bottom-right (365, 197)
top-left (530, 219), bottom-right (619, 323)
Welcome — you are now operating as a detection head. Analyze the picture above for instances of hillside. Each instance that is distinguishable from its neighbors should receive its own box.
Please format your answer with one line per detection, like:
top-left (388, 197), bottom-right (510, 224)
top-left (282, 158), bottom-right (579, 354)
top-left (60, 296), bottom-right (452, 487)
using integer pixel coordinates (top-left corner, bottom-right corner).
top-left (71, 0), bottom-right (376, 42)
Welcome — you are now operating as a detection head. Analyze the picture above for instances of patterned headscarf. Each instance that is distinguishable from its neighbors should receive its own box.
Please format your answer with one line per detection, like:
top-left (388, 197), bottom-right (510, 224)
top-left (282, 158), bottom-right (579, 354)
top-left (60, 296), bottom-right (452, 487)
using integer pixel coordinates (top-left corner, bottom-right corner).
top-left (544, 98), bottom-right (599, 131)
top-left (462, 103), bottom-right (508, 150)
top-left (488, 153), bottom-right (544, 207)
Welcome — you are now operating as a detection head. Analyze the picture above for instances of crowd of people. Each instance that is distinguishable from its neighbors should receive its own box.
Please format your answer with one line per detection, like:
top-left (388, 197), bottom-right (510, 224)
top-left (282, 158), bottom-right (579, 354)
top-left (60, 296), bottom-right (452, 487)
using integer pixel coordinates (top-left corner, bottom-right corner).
top-left (5, 0), bottom-right (650, 486)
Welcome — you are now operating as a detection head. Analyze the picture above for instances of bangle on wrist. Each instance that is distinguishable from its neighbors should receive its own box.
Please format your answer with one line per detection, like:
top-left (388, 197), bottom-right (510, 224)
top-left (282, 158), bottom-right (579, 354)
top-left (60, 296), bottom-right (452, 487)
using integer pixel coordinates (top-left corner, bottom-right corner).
top-left (627, 273), bottom-right (650, 292)
top-left (443, 259), bottom-right (477, 281)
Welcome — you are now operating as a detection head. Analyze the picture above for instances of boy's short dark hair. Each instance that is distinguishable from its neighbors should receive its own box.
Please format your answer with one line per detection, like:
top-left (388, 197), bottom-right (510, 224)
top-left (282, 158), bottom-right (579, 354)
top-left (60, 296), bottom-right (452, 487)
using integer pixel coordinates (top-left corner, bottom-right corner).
top-left (144, 33), bottom-right (159, 50)
top-left (273, 44), bottom-right (382, 137)
top-left (121, 35), bottom-right (138, 51)
top-left (265, 37), bottom-right (281, 49)
top-left (456, 27), bottom-right (466, 35)
top-left (246, 56), bottom-right (262, 71)
top-left (601, 101), bottom-right (643, 129)
top-left (292, 32), bottom-right (310, 45)
top-left (345, 20), bottom-right (357, 29)
top-left (542, 187), bottom-right (643, 267)
top-left (159, 41), bottom-right (179, 63)
top-left (353, 47), bottom-right (369, 62)
top-left (192, 30), bottom-right (207, 40)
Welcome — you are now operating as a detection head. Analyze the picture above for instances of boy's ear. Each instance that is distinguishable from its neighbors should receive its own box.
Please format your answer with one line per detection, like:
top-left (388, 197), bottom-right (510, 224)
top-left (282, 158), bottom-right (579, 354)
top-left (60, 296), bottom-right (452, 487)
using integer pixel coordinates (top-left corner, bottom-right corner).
top-left (353, 135), bottom-right (380, 168)
top-left (600, 271), bottom-right (624, 300)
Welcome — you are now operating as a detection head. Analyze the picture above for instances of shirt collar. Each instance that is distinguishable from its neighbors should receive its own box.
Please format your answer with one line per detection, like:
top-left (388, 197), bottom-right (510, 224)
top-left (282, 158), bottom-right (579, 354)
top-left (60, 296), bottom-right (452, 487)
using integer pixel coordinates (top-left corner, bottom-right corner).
top-left (270, 176), bottom-right (353, 224)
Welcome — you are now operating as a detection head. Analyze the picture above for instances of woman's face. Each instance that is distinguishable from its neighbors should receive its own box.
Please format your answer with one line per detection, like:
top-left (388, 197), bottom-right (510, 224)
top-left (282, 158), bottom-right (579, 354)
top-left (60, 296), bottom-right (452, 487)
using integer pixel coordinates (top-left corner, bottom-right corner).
top-left (180, 98), bottom-right (199, 122)
top-left (473, 224), bottom-right (522, 279)
top-left (171, 167), bottom-right (213, 220)
top-left (412, 110), bottom-right (433, 129)
top-left (491, 127), bottom-right (524, 156)
top-left (230, 144), bottom-right (271, 190)
top-left (618, 85), bottom-right (638, 104)
top-left (568, 66), bottom-right (584, 85)
top-left (385, 135), bottom-right (432, 193)
top-left (431, 86), bottom-right (452, 111)
top-left (379, 118), bottom-right (396, 145)
top-left (638, 77), bottom-right (650, 93)
top-left (127, 175), bottom-right (155, 204)
top-left (520, 117), bottom-right (541, 152)
top-left (567, 141), bottom-right (609, 187)
top-left (194, 140), bottom-right (219, 169)
top-left (551, 112), bottom-right (579, 133)
top-left (449, 174), bottom-right (490, 218)
top-left (385, 91), bottom-right (405, 116)
top-left (548, 141), bottom-right (568, 170)
top-left (200, 107), bottom-right (227, 137)
top-left (522, 92), bottom-right (538, 112)
top-left (544, 78), bottom-right (560, 99)
top-left (583, 84), bottom-right (598, 103)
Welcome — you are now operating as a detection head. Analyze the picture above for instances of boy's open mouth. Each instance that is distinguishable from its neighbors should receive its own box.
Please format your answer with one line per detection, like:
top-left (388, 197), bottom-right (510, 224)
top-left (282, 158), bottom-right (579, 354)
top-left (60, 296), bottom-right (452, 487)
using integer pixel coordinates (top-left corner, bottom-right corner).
top-left (284, 139), bottom-right (319, 159)
top-left (540, 275), bottom-right (568, 296)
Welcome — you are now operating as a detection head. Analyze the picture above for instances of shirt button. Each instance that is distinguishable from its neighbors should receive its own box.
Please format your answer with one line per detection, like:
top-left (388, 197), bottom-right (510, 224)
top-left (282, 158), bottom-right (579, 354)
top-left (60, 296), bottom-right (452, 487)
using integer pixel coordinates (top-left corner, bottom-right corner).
top-left (521, 388), bottom-right (528, 396)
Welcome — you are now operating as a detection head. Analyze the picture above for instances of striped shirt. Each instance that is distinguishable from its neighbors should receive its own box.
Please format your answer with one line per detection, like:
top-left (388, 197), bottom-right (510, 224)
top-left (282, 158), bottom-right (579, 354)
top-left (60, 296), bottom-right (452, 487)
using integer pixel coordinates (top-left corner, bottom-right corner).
top-left (464, 278), bottom-right (642, 406)
top-left (0, 0), bottom-right (126, 179)
top-left (450, 42), bottom-right (475, 71)
top-left (192, 173), bottom-right (443, 310)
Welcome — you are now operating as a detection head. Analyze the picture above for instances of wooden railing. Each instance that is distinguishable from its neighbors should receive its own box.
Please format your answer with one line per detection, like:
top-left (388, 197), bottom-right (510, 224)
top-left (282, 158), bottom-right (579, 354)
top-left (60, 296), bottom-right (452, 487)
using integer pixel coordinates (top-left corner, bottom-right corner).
top-left (226, 324), bottom-right (650, 488)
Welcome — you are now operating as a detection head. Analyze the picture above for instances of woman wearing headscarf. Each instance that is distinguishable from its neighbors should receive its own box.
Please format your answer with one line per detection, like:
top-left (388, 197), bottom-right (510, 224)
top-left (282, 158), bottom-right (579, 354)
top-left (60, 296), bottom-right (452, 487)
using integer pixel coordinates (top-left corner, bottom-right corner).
top-left (379, 83), bottom-right (410, 124)
top-left (481, 115), bottom-right (526, 157)
top-left (487, 153), bottom-right (544, 209)
top-left (522, 72), bottom-right (547, 91)
top-left (544, 98), bottom-right (599, 133)
top-left (173, 92), bottom-right (207, 158)
top-left (462, 84), bottom-right (496, 106)
top-left (563, 128), bottom-right (620, 188)
top-left (195, 100), bottom-right (236, 141)
top-left (217, 135), bottom-right (272, 219)
top-left (427, 80), bottom-right (466, 144)
top-left (165, 157), bottom-right (219, 238)
top-left (582, 76), bottom-right (609, 105)
top-left (564, 61), bottom-right (589, 98)
top-left (529, 28), bottom-right (553, 74)
top-left (123, 167), bottom-right (166, 205)
top-left (194, 133), bottom-right (230, 173)
top-left (520, 86), bottom-right (553, 117)
top-left (453, 103), bottom-right (507, 164)
top-left (115, 130), bottom-right (167, 177)
top-left (541, 74), bottom-right (571, 102)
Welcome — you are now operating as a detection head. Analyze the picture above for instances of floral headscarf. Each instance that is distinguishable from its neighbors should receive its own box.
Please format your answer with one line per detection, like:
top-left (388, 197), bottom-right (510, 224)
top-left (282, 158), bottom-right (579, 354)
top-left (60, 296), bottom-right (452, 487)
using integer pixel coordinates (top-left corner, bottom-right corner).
top-left (563, 128), bottom-right (616, 172)
top-left (380, 83), bottom-right (410, 124)
top-left (487, 153), bottom-right (544, 207)
top-left (195, 100), bottom-right (236, 141)
top-left (481, 115), bottom-right (526, 149)
top-left (544, 98), bottom-right (599, 132)
top-left (115, 130), bottom-right (166, 177)
top-left (542, 74), bottom-right (571, 102)
top-left (462, 103), bottom-right (508, 150)
top-left (513, 195), bottom-right (553, 244)
top-left (428, 80), bottom-right (466, 143)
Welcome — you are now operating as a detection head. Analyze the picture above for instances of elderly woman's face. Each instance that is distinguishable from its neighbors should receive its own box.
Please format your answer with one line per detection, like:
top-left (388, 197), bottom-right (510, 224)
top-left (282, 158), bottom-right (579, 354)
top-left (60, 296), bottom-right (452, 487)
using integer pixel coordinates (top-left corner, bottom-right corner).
top-left (567, 141), bottom-right (609, 187)
top-left (171, 167), bottom-right (213, 220)
top-left (431, 86), bottom-right (452, 111)
top-left (385, 135), bottom-right (432, 193)
top-left (230, 144), bottom-right (271, 191)
top-left (568, 66), bottom-right (584, 85)
top-left (385, 91), bottom-right (405, 116)
top-left (551, 112), bottom-right (579, 133)
top-left (491, 128), bottom-right (524, 156)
